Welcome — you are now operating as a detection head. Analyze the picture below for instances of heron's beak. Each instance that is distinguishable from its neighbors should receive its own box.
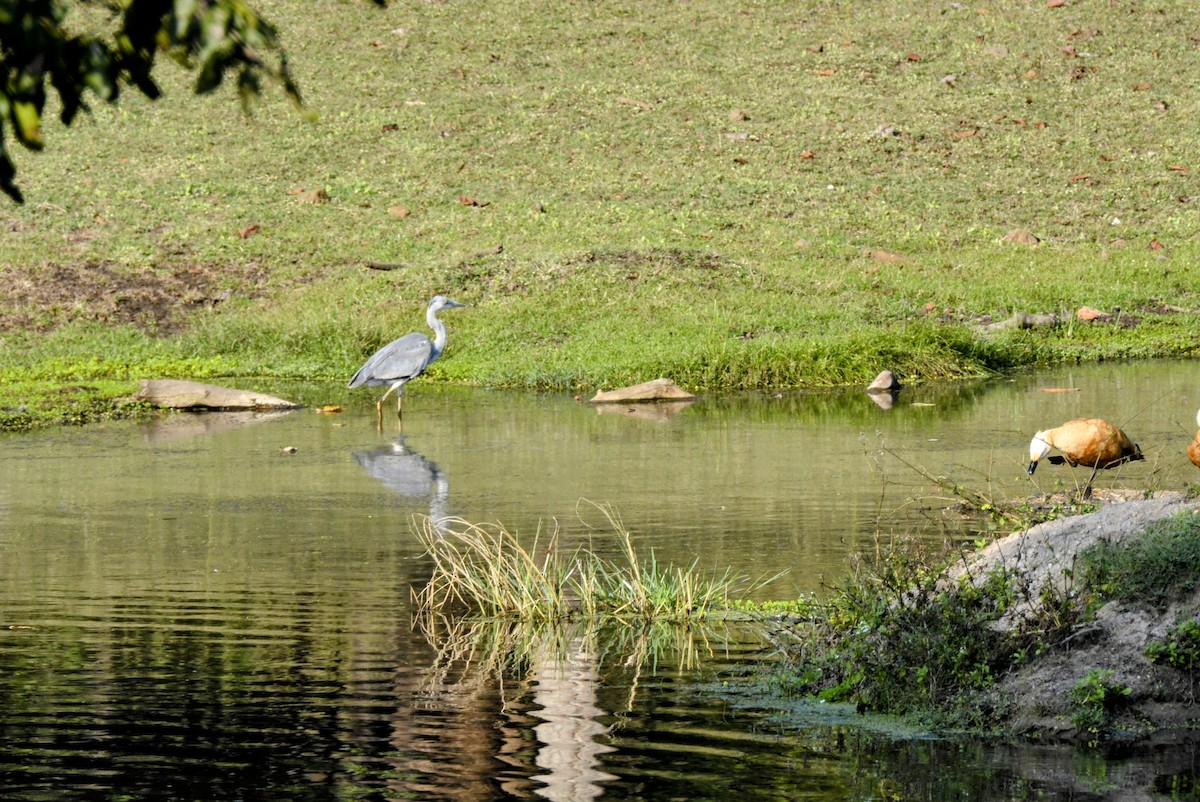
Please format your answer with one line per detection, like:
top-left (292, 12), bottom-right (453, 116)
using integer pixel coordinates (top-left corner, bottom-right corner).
top-left (1027, 461), bottom-right (1038, 476)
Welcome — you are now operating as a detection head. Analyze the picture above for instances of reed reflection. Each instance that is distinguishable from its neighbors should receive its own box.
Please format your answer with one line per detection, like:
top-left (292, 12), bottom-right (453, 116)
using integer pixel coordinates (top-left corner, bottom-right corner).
top-left (416, 619), bottom-right (630, 800)
top-left (413, 614), bottom-right (733, 801)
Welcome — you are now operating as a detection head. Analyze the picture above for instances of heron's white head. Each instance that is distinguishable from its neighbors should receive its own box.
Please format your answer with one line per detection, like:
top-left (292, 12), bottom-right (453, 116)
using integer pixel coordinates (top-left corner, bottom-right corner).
top-left (429, 295), bottom-right (466, 312)
top-left (1195, 408), bottom-right (1200, 428)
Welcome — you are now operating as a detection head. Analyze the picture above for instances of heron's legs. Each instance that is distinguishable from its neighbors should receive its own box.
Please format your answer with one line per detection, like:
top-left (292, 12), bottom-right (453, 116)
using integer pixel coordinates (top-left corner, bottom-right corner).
top-left (372, 382), bottom-right (408, 431)
top-left (376, 384), bottom-right (399, 429)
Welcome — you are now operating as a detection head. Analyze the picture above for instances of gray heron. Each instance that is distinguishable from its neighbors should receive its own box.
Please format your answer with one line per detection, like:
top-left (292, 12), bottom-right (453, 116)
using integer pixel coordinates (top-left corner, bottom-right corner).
top-left (348, 295), bottom-right (466, 425)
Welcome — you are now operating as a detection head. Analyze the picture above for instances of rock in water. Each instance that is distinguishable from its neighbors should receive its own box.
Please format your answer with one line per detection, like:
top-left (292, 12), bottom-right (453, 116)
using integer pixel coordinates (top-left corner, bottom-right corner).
top-left (590, 378), bottom-right (697, 404)
top-left (867, 370), bottom-right (901, 393)
top-left (135, 379), bottom-right (301, 410)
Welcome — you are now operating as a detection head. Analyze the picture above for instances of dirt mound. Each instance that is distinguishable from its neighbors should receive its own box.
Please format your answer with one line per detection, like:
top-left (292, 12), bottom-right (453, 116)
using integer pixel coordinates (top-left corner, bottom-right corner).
top-left (957, 492), bottom-right (1200, 741)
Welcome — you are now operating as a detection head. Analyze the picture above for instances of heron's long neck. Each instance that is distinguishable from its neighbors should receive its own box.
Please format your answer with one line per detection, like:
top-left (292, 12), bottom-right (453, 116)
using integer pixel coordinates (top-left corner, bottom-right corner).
top-left (428, 306), bottom-right (448, 360)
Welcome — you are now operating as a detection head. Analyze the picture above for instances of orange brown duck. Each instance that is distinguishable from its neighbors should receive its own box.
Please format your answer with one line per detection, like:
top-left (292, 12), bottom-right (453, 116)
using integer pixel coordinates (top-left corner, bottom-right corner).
top-left (1187, 409), bottom-right (1200, 469)
top-left (1027, 418), bottom-right (1144, 476)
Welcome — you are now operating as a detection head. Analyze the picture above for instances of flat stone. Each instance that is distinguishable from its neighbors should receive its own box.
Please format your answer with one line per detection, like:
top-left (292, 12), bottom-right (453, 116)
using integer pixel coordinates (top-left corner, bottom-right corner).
top-left (590, 378), bottom-right (697, 404)
top-left (134, 379), bottom-right (301, 410)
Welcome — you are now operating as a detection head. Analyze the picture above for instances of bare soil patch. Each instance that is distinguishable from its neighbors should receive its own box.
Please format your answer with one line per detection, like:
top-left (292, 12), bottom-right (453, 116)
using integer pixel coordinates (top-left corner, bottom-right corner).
top-left (0, 261), bottom-right (273, 334)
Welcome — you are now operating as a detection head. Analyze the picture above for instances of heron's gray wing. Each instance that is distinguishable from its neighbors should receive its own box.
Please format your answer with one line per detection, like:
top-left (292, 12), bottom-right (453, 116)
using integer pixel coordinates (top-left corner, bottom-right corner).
top-left (348, 333), bottom-right (434, 387)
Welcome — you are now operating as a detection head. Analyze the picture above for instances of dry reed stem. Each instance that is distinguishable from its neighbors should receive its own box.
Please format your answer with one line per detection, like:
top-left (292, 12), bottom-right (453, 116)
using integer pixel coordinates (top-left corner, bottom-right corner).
top-left (413, 506), bottom-right (759, 623)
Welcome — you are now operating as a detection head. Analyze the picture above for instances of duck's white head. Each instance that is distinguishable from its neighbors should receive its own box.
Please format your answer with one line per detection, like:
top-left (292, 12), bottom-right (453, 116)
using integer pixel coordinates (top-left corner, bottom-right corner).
top-left (1027, 431), bottom-right (1052, 475)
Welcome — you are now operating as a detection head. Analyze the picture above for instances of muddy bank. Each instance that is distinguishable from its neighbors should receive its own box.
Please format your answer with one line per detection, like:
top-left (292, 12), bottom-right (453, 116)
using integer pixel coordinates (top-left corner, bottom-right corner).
top-left (958, 492), bottom-right (1200, 742)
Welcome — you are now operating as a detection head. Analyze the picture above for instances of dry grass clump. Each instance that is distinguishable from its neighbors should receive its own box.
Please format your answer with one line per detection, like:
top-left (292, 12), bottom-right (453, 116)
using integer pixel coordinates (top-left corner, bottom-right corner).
top-left (413, 505), bottom-right (770, 622)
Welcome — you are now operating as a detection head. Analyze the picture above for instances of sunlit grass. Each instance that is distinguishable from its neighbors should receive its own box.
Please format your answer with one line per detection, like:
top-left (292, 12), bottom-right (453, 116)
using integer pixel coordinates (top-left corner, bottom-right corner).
top-left (4, 0), bottom-right (1200, 430)
top-left (1077, 511), bottom-right (1200, 610)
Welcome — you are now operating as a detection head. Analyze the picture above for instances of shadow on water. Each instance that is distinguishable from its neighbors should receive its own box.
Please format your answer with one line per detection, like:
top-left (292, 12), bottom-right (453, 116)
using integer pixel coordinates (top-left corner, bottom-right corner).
top-left (3, 361), bottom-right (1200, 799)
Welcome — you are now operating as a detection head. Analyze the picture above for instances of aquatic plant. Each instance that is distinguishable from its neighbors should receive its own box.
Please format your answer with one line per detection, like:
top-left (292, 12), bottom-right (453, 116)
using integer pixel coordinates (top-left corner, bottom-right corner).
top-left (412, 504), bottom-right (776, 623)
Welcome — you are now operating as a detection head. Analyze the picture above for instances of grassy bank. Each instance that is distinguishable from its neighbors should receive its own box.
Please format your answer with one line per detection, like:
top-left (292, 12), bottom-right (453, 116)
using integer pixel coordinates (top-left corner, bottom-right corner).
top-left (2, 1), bottom-right (1200, 429)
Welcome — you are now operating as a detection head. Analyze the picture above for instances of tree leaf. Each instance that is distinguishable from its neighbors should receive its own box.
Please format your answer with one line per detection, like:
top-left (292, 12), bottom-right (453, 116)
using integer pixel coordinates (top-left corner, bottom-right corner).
top-left (0, 0), bottom-right (380, 202)
top-left (11, 101), bottom-right (43, 148)
top-left (0, 150), bottom-right (23, 203)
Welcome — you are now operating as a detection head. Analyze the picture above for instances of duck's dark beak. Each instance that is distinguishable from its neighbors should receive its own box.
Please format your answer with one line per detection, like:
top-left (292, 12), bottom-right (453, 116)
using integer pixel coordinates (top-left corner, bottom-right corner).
top-left (1027, 461), bottom-right (1038, 476)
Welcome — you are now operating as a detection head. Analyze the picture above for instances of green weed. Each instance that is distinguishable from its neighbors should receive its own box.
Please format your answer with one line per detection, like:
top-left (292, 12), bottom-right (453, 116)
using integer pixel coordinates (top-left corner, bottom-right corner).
top-left (1070, 669), bottom-right (1132, 745)
top-left (0, 380), bottom-right (151, 430)
top-left (413, 504), bottom-right (776, 623)
top-left (1077, 512), bottom-right (1200, 610)
top-left (1146, 620), bottom-right (1200, 679)
top-left (767, 536), bottom-right (1084, 726)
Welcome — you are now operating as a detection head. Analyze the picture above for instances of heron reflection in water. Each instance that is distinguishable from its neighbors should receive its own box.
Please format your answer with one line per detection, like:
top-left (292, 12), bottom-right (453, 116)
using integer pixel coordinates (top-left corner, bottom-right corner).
top-left (353, 438), bottom-right (449, 525)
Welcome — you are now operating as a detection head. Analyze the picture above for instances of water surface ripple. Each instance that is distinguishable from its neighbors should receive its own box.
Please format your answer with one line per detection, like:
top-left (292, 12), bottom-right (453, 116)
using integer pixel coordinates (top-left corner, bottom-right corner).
top-left (3, 362), bottom-right (1200, 799)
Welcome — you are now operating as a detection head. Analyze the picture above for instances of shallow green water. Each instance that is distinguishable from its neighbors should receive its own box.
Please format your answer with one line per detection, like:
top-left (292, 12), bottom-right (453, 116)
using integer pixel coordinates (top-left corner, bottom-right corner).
top-left (2, 360), bottom-right (1199, 800)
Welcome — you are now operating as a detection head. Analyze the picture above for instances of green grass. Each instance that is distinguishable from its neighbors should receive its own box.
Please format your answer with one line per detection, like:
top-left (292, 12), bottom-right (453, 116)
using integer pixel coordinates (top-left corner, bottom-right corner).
top-left (4, 1), bottom-right (1200, 428)
top-left (764, 533), bottom-right (1087, 727)
top-left (0, 379), bottom-right (151, 430)
top-left (1077, 511), bottom-right (1200, 610)
top-left (1146, 619), bottom-right (1200, 675)
top-left (1070, 668), bottom-right (1132, 745)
